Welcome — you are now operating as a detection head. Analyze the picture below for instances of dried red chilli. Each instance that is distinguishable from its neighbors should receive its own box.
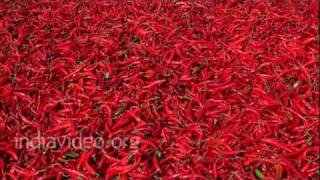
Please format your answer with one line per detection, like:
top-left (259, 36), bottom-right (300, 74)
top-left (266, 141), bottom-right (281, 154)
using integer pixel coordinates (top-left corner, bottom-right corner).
top-left (0, 0), bottom-right (319, 179)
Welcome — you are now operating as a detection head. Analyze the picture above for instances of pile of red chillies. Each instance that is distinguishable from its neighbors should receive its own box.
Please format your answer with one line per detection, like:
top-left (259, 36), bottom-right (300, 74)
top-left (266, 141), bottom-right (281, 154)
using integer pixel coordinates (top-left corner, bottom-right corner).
top-left (0, 0), bottom-right (319, 179)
